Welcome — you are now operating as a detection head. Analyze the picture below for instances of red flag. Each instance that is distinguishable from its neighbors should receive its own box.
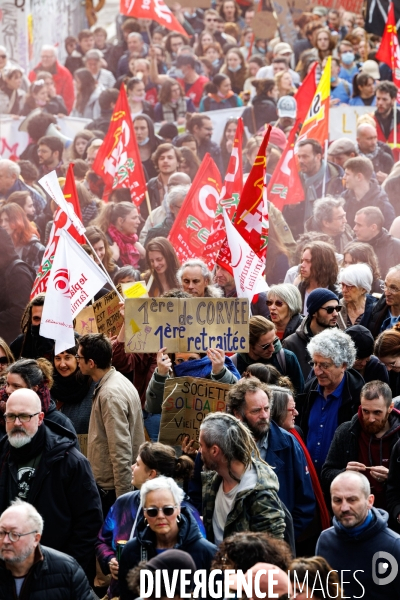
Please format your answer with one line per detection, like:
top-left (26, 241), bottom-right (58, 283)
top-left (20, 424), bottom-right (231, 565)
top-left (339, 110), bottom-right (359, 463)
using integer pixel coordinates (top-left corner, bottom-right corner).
top-left (168, 154), bottom-right (222, 263)
top-left (120, 0), bottom-right (188, 37)
top-left (234, 126), bottom-right (271, 260)
top-left (31, 166), bottom-right (85, 298)
top-left (202, 118), bottom-right (244, 270)
top-left (267, 63), bottom-right (318, 211)
top-left (92, 84), bottom-right (146, 206)
top-left (376, 2), bottom-right (400, 103)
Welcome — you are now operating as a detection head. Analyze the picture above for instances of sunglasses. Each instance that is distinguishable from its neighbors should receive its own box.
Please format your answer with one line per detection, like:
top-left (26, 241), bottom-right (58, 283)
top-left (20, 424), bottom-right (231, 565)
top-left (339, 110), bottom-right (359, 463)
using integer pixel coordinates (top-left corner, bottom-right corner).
top-left (0, 357), bottom-right (9, 365)
top-left (266, 299), bottom-right (285, 308)
top-left (319, 305), bottom-right (342, 314)
top-left (258, 337), bottom-right (278, 350)
top-left (144, 505), bottom-right (177, 518)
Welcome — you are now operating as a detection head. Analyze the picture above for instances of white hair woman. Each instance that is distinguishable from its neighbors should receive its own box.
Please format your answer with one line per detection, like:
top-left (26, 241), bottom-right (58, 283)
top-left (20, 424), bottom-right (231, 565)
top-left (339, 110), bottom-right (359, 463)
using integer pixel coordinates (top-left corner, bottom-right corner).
top-left (337, 263), bottom-right (377, 329)
top-left (267, 284), bottom-right (303, 340)
top-left (118, 476), bottom-right (217, 600)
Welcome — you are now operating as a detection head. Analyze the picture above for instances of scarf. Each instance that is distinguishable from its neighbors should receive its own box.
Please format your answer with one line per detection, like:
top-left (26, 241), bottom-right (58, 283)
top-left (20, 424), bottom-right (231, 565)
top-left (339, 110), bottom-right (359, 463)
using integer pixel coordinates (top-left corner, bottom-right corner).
top-left (0, 383), bottom-right (51, 428)
top-left (207, 91), bottom-right (235, 104)
top-left (162, 96), bottom-right (187, 123)
top-left (291, 428), bottom-right (331, 530)
top-left (336, 509), bottom-right (374, 538)
top-left (108, 224), bottom-right (140, 267)
top-left (51, 369), bottom-right (93, 405)
top-left (9, 422), bottom-right (46, 464)
top-left (174, 355), bottom-right (240, 380)
top-left (356, 142), bottom-right (380, 161)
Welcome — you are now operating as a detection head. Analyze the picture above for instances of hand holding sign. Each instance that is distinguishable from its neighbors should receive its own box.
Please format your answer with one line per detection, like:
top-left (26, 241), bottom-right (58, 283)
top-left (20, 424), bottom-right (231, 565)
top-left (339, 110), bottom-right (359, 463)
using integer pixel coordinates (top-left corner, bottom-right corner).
top-left (207, 347), bottom-right (225, 376)
top-left (157, 347), bottom-right (172, 377)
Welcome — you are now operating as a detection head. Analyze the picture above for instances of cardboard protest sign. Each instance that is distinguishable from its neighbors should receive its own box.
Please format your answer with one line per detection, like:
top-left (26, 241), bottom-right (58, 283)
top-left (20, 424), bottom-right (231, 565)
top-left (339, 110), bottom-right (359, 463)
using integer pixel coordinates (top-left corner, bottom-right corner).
top-left (250, 10), bottom-right (277, 40)
top-left (121, 281), bottom-right (148, 298)
top-left (92, 288), bottom-right (123, 338)
top-left (74, 306), bottom-right (98, 335)
top-left (124, 297), bottom-right (249, 353)
top-left (158, 377), bottom-right (230, 446)
top-left (272, 0), bottom-right (298, 46)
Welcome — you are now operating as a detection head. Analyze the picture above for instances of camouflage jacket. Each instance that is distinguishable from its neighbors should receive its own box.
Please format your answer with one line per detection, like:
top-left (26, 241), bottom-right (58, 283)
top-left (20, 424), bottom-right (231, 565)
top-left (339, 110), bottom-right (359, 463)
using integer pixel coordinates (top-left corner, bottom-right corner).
top-left (201, 458), bottom-right (286, 542)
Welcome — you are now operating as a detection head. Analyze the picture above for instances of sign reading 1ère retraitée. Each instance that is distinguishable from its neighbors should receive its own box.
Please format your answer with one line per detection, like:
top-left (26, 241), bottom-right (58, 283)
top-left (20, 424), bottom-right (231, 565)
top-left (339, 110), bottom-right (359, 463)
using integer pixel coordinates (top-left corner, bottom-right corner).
top-left (124, 297), bottom-right (249, 353)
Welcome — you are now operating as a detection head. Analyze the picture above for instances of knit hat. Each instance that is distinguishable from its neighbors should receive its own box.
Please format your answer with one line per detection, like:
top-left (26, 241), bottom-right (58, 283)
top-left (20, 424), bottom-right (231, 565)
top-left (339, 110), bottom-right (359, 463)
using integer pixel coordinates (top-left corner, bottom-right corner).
top-left (345, 325), bottom-right (374, 359)
top-left (306, 288), bottom-right (339, 317)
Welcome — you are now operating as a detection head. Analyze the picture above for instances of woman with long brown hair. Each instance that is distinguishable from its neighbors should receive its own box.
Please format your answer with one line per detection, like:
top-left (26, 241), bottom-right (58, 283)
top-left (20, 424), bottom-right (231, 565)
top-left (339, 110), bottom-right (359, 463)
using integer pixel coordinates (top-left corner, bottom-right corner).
top-left (0, 203), bottom-right (44, 271)
top-left (154, 77), bottom-right (196, 124)
top-left (295, 240), bottom-right (339, 313)
top-left (143, 237), bottom-right (180, 297)
top-left (94, 202), bottom-right (144, 268)
top-left (374, 324), bottom-right (400, 397)
top-left (71, 68), bottom-right (102, 119)
top-left (220, 48), bottom-right (248, 95)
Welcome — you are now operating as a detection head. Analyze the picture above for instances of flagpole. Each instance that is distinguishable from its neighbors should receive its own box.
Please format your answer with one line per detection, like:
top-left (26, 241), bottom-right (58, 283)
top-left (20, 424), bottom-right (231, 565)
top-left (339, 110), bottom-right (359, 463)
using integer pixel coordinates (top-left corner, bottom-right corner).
top-left (322, 139), bottom-right (328, 197)
top-left (145, 191), bottom-right (154, 226)
top-left (84, 235), bottom-right (125, 302)
top-left (394, 100), bottom-right (397, 154)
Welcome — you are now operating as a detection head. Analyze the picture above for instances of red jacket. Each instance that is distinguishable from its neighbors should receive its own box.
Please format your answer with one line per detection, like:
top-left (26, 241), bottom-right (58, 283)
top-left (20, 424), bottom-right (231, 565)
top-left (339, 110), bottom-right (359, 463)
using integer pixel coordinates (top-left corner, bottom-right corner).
top-left (29, 61), bottom-right (75, 114)
top-left (375, 108), bottom-right (400, 162)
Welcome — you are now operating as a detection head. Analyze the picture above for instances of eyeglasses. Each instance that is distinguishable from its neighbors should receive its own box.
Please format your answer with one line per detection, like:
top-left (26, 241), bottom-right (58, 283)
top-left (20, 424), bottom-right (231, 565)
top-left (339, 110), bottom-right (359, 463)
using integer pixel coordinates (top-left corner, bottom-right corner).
top-left (319, 305), bottom-right (342, 314)
top-left (4, 412), bottom-right (40, 423)
top-left (266, 299), bottom-right (285, 308)
top-left (0, 529), bottom-right (37, 543)
top-left (308, 360), bottom-right (335, 370)
top-left (381, 283), bottom-right (400, 294)
top-left (75, 354), bottom-right (84, 361)
top-left (340, 283), bottom-right (355, 290)
top-left (143, 505), bottom-right (177, 518)
top-left (258, 337), bottom-right (278, 350)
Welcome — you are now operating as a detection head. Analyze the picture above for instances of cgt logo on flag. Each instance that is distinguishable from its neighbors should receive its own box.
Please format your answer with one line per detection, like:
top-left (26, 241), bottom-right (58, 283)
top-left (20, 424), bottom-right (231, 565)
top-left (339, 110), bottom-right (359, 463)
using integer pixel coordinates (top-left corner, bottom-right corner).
top-left (53, 269), bottom-right (70, 297)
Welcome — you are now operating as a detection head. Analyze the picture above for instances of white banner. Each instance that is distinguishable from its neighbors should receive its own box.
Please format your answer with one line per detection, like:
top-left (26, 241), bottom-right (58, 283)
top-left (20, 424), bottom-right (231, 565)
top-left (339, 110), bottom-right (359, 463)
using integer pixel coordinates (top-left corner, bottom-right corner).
top-left (0, 115), bottom-right (91, 160)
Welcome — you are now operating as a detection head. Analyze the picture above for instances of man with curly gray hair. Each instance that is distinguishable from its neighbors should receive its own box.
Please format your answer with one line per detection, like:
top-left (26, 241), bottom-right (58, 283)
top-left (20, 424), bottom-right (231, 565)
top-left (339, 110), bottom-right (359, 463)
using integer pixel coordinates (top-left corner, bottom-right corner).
top-left (297, 329), bottom-right (364, 475)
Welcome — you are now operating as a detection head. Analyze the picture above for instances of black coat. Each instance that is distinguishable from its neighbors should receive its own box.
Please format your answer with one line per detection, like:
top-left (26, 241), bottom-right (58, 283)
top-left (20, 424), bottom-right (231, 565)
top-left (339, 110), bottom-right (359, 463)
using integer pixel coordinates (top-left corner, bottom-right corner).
top-left (242, 97), bottom-right (278, 134)
top-left (342, 179), bottom-right (395, 230)
top-left (296, 368), bottom-right (365, 441)
top-left (0, 253), bottom-right (35, 345)
top-left (368, 228), bottom-right (400, 280)
top-left (118, 507), bottom-right (217, 600)
top-left (367, 293), bottom-right (389, 339)
top-left (387, 439), bottom-right (400, 527)
top-left (282, 316), bottom-right (313, 379)
top-left (0, 545), bottom-right (94, 600)
top-left (321, 410), bottom-right (400, 494)
top-left (0, 421), bottom-right (102, 574)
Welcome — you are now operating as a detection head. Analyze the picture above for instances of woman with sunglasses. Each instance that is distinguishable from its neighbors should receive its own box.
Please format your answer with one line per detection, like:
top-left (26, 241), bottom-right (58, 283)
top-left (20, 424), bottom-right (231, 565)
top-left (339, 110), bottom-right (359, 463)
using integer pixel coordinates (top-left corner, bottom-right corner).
top-left (266, 284), bottom-right (303, 341)
top-left (0, 338), bottom-right (14, 385)
top-left (96, 443), bottom-right (204, 600)
top-left (337, 263), bottom-right (377, 330)
top-left (118, 476), bottom-right (217, 600)
top-left (231, 316), bottom-right (304, 396)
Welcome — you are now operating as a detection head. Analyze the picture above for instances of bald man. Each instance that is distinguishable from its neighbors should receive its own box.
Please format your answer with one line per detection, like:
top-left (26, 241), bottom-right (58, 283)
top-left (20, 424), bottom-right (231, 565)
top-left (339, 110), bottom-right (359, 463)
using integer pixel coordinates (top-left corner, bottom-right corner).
top-left (356, 123), bottom-right (394, 183)
top-left (0, 389), bottom-right (102, 580)
top-left (316, 471), bottom-right (400, 599)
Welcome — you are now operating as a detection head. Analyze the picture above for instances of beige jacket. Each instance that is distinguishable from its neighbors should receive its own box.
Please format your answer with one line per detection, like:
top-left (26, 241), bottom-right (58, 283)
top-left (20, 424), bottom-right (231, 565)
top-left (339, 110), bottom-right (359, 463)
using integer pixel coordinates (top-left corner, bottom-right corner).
top-left (87, 367), bottom-right (145, 497)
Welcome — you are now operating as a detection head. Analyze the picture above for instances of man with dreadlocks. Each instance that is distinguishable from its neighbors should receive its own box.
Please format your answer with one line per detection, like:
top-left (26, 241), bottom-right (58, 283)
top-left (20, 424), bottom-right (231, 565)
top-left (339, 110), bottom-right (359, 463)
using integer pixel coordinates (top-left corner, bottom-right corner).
top-left (10, 294), bottom-right (54, 361)
top-left (198, 412), bottom-right (286, 545)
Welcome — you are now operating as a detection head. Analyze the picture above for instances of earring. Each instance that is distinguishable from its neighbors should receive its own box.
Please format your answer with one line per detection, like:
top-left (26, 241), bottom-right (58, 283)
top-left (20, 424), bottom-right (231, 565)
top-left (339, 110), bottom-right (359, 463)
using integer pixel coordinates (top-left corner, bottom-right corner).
top-left (144, 518), bottom-right (149, 527)
top-left (176, 514), bottom-right (182, 523)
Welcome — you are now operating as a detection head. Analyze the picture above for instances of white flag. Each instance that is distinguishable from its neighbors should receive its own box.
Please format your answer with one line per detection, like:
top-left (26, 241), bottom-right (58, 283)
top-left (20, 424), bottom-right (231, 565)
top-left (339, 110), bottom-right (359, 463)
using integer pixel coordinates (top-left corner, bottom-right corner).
top-left (39, 171), bottom-right (86, 236)
top-left (40, 230), bottom-right (108, 353)
top-left (223, 209), bottom-right (269, 301)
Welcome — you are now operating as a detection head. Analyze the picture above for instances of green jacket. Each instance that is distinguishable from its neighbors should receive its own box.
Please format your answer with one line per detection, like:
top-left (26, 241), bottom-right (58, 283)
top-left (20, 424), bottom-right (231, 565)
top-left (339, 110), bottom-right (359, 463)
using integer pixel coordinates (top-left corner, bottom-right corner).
top-left (201, 458), bottom-right (286, 542)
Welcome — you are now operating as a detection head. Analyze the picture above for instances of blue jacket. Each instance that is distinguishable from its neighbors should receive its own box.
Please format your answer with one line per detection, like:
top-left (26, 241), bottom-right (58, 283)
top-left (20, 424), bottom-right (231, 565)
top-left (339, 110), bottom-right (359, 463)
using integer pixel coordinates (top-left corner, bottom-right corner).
top-left (349, 96), bottom-right (376, 106)
top-left (316, 508), bottom-right (400, 599)
top-left (257, 421), bottom-right (316, 539)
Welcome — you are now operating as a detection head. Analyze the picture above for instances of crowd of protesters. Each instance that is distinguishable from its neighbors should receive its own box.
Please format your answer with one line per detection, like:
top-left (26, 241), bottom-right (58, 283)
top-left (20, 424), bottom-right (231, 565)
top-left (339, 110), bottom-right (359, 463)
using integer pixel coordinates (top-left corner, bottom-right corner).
top-left (2, 3), bottom-right (400, 600)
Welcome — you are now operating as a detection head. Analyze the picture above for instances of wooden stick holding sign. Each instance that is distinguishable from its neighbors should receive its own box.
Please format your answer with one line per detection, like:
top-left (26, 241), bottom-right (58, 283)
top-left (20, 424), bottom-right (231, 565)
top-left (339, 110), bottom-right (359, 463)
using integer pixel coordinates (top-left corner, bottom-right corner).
top-left (158, 376), bottom-right (230, 447)
top-left (124, 297), bottom-right (249, 353)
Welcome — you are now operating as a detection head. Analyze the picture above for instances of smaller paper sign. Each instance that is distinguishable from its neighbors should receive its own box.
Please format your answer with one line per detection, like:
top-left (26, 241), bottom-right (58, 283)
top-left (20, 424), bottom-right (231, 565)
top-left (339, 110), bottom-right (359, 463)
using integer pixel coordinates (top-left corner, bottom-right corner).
top-left (121, 281), bottom-right (149, 298)
top-left (158, 377), bottom-right (230, 446)
top-left (74, 306), bottom-right (98, 335)
top-left (92, 288), bottom-right (124, 338)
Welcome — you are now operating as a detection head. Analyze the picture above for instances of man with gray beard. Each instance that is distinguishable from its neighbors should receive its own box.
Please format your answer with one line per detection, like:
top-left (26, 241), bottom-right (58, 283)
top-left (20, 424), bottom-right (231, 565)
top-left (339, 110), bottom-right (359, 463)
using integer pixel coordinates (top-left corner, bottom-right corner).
top-left (0, 389), bottom-right (102, 582)
top-left (0, 499), bottom-right (95, 599)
